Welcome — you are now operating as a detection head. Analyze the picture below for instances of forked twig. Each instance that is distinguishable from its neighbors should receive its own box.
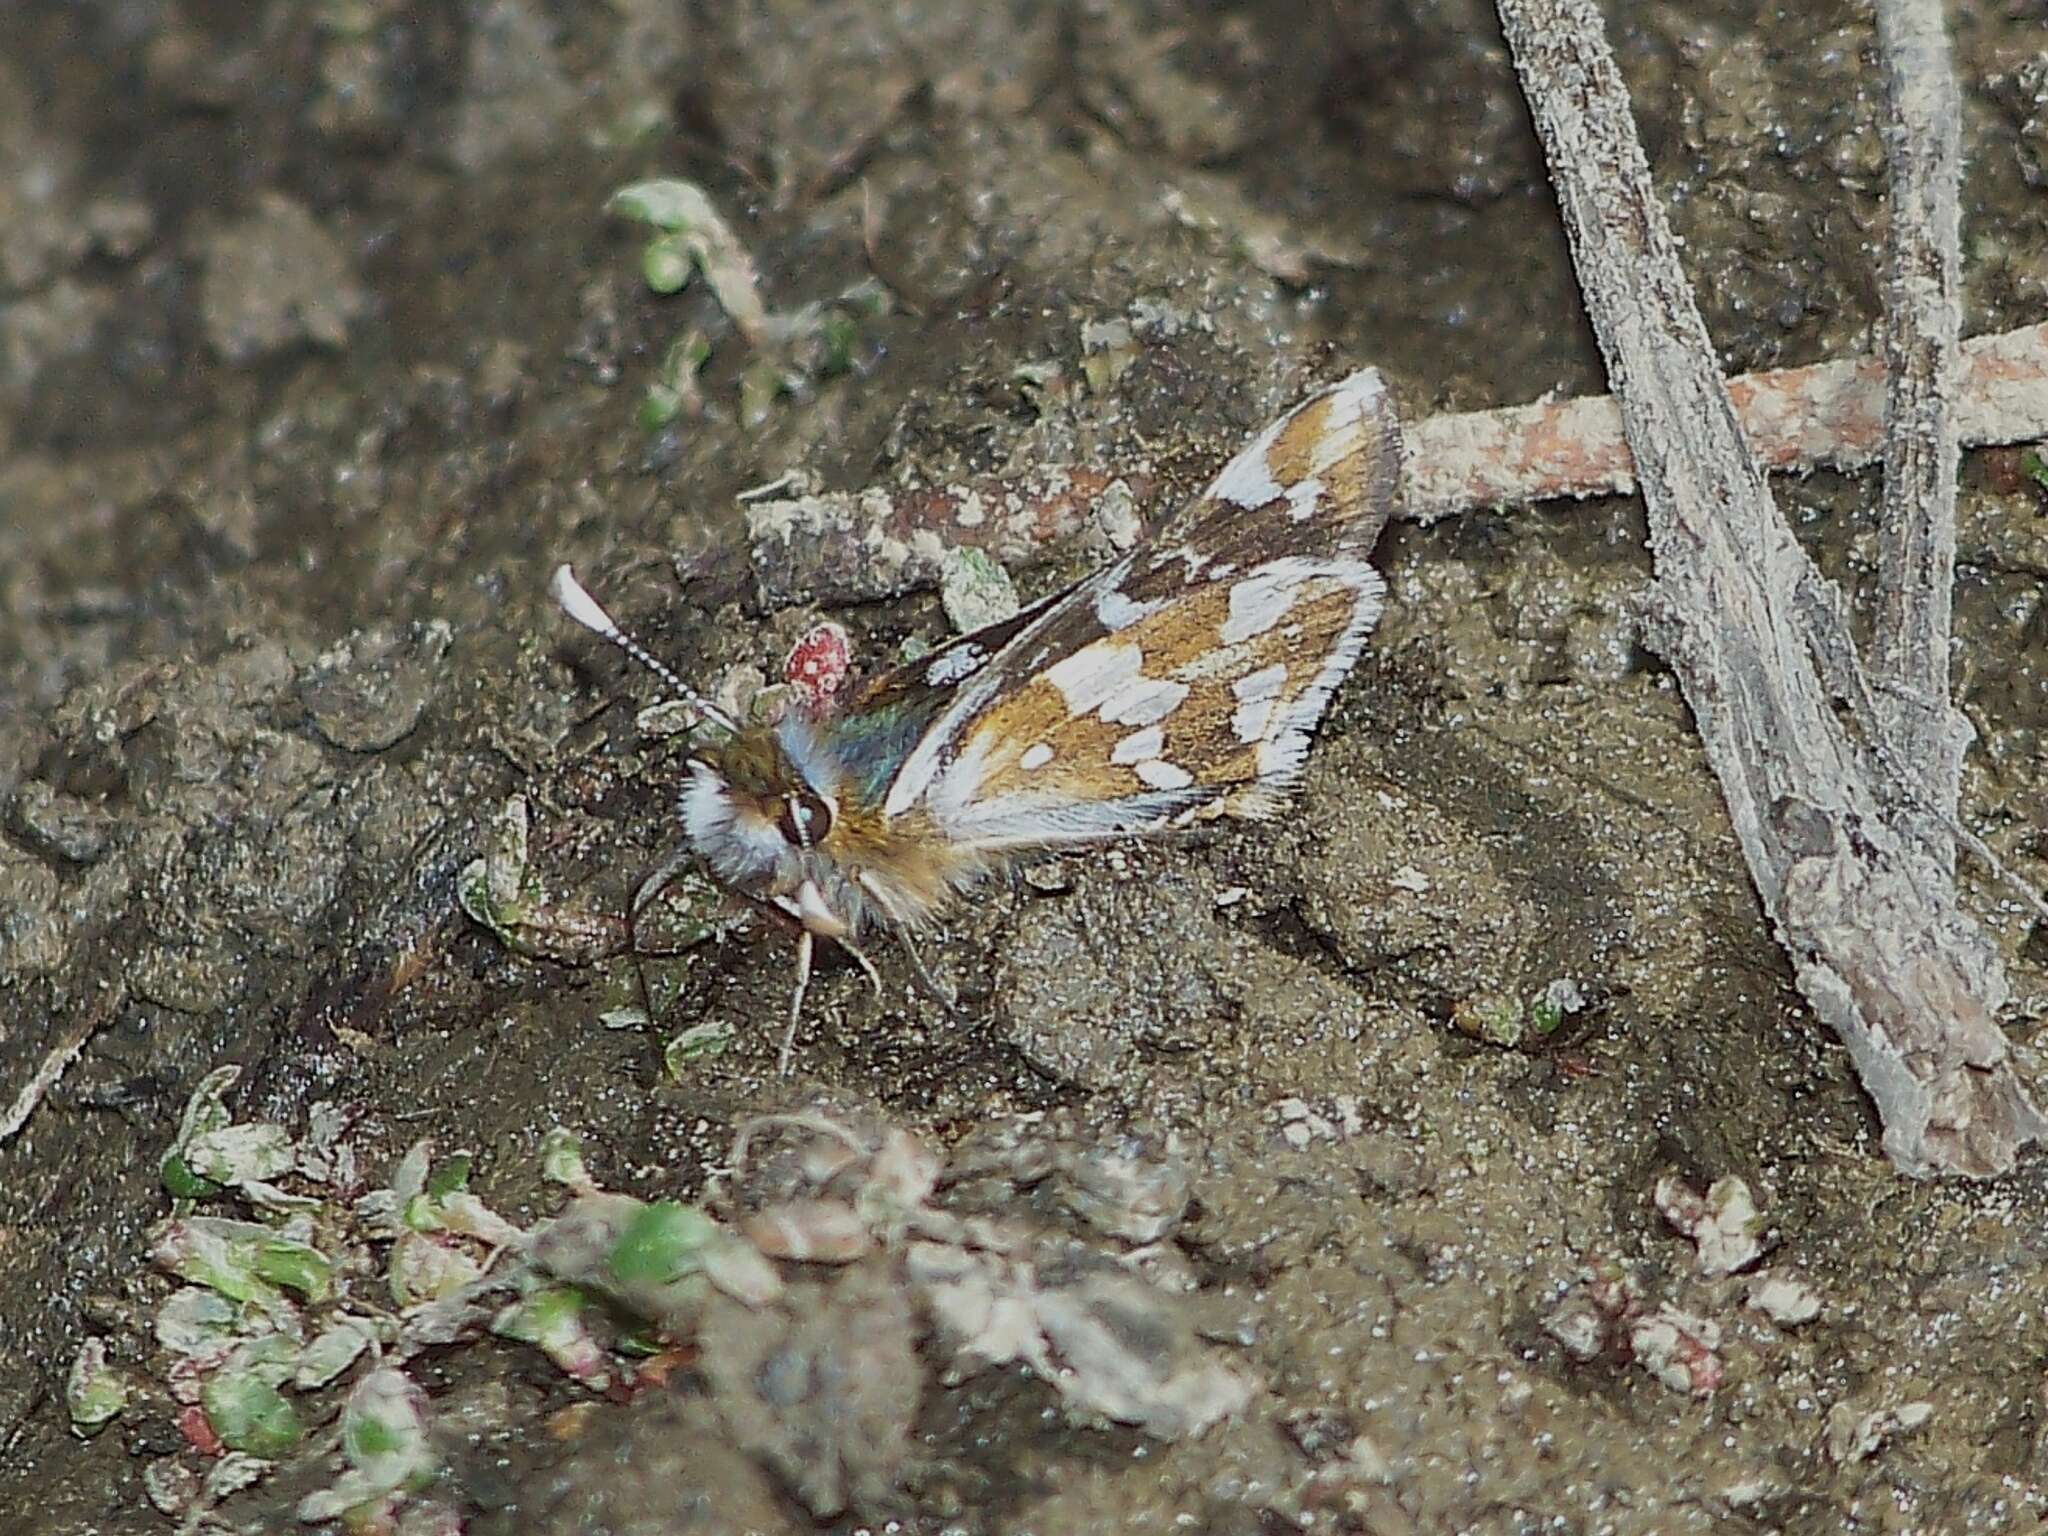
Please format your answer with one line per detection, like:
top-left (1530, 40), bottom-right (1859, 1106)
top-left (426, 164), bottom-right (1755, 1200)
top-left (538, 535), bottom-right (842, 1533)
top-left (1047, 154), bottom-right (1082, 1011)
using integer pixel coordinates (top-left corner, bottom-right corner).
top-left (1494, 0), bottom-right (2043, 1177)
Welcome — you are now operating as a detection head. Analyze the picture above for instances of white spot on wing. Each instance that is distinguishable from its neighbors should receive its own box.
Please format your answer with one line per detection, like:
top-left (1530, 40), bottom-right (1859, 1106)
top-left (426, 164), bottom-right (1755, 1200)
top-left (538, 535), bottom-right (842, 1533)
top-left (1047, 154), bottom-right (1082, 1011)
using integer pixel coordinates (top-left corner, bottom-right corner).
top-left (1284, 476), bottom-right (1325, 522)
top-left (1220, 559), bottom-right (1326, 644)
top-left (1020, 743), bottom-right (1054, 770)
top-left (1198, 367), bottom-right (1386, 514)
top-left (1095, 587), bottom-right (1161, 631)
top-left (1043, 641), bottom-right (1142, 714)
top-left (926, 645), bottom-right (985, 686)
top-left (1305, 370), bottom-right (1387, 481)
top-left (883, 549), bottom-right (1140, 817)
top-left (1136, 760), bottom-right (1193, 790)
top-left (1043, 642), bottom-right (1188, 727)
top-left (1249, 567), bottom-right (1386, 788)
top-left (1206, 418), bottom-right (1288, 509)
top-left (1100, 675), bottom-right (1186, 727)
top-left (1230, 662), bottom-right (1290, 742)
top-left (1111, 725), bottom-right (1164, 765)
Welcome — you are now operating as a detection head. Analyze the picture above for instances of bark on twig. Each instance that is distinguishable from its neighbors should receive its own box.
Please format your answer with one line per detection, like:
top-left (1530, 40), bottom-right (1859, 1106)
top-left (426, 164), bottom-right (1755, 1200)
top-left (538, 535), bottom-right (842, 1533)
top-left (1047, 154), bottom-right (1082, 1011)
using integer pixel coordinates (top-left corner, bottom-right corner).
top-left (746, 468), bottom-right (1154, 608)
top-left (1868, 0), bottom-right (1967, 878)
top-left (743, 323), bottom-right (2048, 605)
top-left (1403, 321), bottom-right (2048, 520)
top-left (1494, 0), bottom-right (2043, 1176)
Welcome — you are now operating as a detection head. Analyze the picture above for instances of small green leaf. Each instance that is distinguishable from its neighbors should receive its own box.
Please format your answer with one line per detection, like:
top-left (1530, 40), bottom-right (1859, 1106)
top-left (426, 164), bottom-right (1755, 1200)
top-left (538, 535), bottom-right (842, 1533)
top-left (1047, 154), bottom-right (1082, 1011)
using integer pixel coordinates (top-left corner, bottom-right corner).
top-left (297, 1368), bottom-right (434, 1522)
top-left (425, 1153), bottom-right (473, 1203)
top-left (939, 545), bottom-right (1022, 634)
top-left (615, 1322), bottom-right (667, 1357)
top-left (185, 1123), bottom-right (297, 1188)
top-left (492, 1285), bottom-right (612, 1387)
top-left (161, 1066), bottom-right (242, 1198)
top-left (160, 1153), bottom-right (224, 1201)
top-left (252, 1236), bottom-right (333, 1302)
top-left (607, 178), bottom-right (710, 233)
top-left (539, 1128), bottom-right (591, 1190)
top-left (155, 1286), bottom-right (243, 1357)
top-left (817, 308), bottom-right (861, 375)
top-left (66, 1339), bottom-right (128, 1436)
top-left (607, 1202), bottom-right (716, 1289)
top-left (642, 234), bottom-right (695, 294)
top-left (639, 384), bottom-right (684, 432)
top-left (737, 357), bottom-right (793, 431)
top-left (663, 1020), bottom-right (735, 1075)
top-left (295, 1319), bottom-right (378, 1390)
top-left (202, 1372), bottom-right (303, 1458)
top-left (151, 1218), bottom-right (292, 1311)
top-left (389, 1230), bottom-right (482, 1308)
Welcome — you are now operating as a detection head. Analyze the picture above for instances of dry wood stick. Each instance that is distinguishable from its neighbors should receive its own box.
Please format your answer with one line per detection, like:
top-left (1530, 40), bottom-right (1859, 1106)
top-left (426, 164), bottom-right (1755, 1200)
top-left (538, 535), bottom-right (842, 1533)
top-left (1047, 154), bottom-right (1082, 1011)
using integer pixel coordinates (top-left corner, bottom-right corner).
top-left (1493, 0), bottom-right (2044, 1176)
top-left (1867, 0), bottom-right (1967, 879)
top-left (1402, 321), bottom-right (2048, 520)
top-left (744, 324), bottom-right (2048, 606)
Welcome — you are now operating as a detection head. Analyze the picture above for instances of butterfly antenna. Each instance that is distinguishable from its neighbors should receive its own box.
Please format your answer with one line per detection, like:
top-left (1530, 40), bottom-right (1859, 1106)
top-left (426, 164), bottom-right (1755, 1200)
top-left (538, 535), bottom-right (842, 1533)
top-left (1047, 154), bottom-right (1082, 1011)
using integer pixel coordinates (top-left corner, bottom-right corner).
top-left (550, 565), bottom-right (740, 734)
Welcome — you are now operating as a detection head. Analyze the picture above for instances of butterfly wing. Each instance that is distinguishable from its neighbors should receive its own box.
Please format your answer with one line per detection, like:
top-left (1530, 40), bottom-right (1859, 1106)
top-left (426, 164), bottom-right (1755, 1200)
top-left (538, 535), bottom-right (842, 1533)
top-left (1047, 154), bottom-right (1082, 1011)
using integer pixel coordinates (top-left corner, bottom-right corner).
top-left (803, 580), bottom-right (1080, 813)
top-left (876, 367), bottom-right (1402, 853)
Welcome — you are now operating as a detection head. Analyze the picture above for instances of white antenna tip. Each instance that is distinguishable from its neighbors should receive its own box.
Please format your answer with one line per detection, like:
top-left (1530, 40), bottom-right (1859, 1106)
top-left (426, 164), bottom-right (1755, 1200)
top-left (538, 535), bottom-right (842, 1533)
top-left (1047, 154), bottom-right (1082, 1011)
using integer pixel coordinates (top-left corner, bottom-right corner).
top-left (550, 564), bottom-right (619, 638)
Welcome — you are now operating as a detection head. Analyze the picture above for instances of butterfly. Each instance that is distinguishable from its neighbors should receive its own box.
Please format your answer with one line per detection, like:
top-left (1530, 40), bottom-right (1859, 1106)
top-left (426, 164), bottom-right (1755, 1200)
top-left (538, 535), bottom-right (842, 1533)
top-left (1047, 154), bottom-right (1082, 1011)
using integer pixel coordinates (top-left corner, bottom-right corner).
top-left (552, 366), bottom-right (1403, 1071)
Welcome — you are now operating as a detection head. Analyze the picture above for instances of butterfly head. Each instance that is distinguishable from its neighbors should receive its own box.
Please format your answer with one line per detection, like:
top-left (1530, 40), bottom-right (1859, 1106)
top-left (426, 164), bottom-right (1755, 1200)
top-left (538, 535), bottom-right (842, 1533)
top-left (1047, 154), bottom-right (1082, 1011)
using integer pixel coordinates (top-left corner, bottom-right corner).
top-left (550, 565), bottom-right (866, 940)
top-left (683, 721), bottom-right (857, 939)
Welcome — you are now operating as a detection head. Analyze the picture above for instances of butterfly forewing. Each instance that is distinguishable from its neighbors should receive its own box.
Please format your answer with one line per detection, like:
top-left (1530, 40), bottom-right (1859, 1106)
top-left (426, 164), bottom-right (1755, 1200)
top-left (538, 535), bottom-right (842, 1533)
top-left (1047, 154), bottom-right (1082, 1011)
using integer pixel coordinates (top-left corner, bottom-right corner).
top-left (881, 368), bottom-right (1402, 852)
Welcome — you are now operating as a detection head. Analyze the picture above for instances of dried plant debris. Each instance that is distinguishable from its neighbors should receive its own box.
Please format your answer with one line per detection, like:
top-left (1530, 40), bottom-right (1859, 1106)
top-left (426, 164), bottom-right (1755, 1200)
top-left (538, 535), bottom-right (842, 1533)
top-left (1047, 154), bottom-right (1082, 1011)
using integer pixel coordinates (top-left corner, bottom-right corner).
top-left (608, 178), bottom-right (890, 430)
top-left (65, 1336), bottom-right (129, 1437)
top-left (1539, 1264), bottom-right (1726, 1398)
top-left (936, 544), bottom-right (1023, 635)
top-left (609, 179), bottom-right (772, 340)
top-left (73, 1080), bottom-right (1259, 1529)
top-left (1451, 976), bottom-right (1588, 1048)
top-left (1538, 1175), bottom-right (1791, 1399)
top-left (1653, 1172), bottom-right (1765, 1277)
top-left (457, 795), bottom-right (629, 964)
top-left (1825, 1397), bottom-right (1935, 1465)
top-left (1746, 1273), bottom-right (1823, 1326)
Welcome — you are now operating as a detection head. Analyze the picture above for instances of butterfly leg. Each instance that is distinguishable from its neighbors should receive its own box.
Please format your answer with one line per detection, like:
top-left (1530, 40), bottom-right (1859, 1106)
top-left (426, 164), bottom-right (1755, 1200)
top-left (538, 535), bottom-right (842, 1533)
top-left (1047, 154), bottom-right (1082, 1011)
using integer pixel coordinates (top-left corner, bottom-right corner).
top-left (893, 928), bottom-right (957, 1011)
top-left (834, 934), bottom-right (885, 996)
top-left (631, 843), bottom-right (701, 922)
top-left (778, 929), bottom-right (815, 1076)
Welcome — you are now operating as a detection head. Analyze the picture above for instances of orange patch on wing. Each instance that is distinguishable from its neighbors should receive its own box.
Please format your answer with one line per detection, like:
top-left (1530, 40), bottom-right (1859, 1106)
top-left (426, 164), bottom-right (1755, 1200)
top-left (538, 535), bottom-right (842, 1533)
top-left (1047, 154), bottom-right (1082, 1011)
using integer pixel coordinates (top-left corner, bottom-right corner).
top-left (1265, 395), bottom-right (1333, 487)
top-left (957, 673), bottom-right (1164, 803)
top-left (953, 576), bottom-right (1368, 809)
top-left (1157, 581), bottom-right (1364, 783)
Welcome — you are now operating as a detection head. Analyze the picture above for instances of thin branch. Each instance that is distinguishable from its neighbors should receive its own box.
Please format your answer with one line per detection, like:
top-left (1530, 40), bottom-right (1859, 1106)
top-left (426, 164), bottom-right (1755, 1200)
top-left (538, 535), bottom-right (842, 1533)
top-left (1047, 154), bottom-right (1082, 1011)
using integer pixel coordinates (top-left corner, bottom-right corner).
top-left (1493, 0), bottom-right (2043, 1177)
top-left (0, 1013), bottom-right (104, 1145)
top-left (1867, 0), bottom-right (1967, 879)
top-left (742, 323), bottom-right (2048, 604)
top-left (1404, 321), bottom-right (2048, 520)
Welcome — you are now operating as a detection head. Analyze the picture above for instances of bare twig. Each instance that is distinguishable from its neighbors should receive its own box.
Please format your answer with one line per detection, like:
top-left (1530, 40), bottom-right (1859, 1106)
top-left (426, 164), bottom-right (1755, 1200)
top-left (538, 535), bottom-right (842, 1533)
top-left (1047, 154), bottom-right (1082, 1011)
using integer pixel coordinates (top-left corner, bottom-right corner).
top-left (1403, 321), bottom-right (2048, 520)
top-left (743, 323), bottom-right (2048, 604)
top-left (1867, 0), bottom-right (1967, 879)
top-left (1494, 0), bottom-right (2043, 1176)
top-left (0, 1007), bottom-right (113, 1145)
top-left (746, 467), bottom-right (1155, 608)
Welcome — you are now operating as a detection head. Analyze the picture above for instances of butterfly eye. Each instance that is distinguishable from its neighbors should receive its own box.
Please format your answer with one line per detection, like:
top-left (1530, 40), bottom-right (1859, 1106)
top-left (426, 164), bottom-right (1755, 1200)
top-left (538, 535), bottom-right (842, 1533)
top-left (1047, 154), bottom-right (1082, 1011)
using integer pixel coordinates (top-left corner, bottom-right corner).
top-left (777, 786), bottom-right (834, 850)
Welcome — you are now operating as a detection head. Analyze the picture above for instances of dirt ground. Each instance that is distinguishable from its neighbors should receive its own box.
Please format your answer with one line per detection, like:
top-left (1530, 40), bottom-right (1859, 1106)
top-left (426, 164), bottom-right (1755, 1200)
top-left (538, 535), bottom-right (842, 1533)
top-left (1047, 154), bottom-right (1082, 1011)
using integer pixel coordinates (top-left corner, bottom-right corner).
top-left (3, 0), bottom-right (2046, 1531)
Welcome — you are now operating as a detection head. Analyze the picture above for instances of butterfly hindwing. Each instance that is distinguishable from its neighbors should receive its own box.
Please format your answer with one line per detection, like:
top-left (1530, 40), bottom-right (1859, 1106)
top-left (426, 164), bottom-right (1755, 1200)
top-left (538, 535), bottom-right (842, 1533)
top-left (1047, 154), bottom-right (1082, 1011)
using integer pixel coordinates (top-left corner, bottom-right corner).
top-left (879, 368), bottom-right (1402, 851)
